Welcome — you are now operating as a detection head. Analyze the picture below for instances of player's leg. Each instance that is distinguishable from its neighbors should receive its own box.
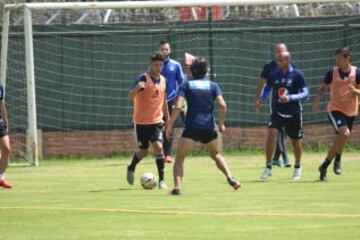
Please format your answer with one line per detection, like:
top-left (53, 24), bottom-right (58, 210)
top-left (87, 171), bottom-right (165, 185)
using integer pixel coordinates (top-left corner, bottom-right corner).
top-left (261, 127), bottom-right (278, 180)
top-left (163, 99), bottom-right (176, 163)
top-left (0, 134), bottom-right (11, 188)
top-left (170, 136), bottom-right (194, 195)
top-left (149, 124), bottom-right (167, 189)
top-left (272, 132), bottom-right (282, 167)
top-left (280, 128), bottom-right (291, 167)
top-left (285, 113), bottom-right (303, 180)
top-left (319, 112), bottom-right (351, 181)
top-left (204, 137), bottom-right (241, 190)
top-left (127, 125), bottom-right (149, 185)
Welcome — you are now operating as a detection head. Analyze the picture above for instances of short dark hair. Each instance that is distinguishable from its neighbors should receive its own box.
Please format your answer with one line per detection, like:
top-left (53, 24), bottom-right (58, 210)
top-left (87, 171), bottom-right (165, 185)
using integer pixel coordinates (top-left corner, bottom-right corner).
top-left (335, 47), bottom-right (352, 60)
top-left (190, 57), bottom-right (209, 79)
top-left (159, 40), bottom-right (170, 46)
top-left (150, 51), bottom-right (164, 62)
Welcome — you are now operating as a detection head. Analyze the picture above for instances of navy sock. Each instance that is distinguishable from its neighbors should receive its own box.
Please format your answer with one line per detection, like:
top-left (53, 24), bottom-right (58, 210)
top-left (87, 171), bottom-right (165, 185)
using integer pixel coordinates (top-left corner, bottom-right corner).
top-left (294, 164), bottom-right (301, 169)
top-left (128, 153), bottom-right (141, 171)
top-left (321, 159), bottom-right (331, 169)
top-left (155, 155), bottom-right (165, 181)
top-left (335, 154), bottom-right (341, 164)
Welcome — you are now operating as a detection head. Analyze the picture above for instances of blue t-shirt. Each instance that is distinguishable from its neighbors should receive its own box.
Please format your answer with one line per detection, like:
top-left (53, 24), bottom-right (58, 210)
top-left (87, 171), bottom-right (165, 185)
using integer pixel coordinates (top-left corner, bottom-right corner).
top-left (323, 67), bottom-right (360, 84)
top-left (260, 59), bottom-right (297, 79)
top-left (162, 58), bottom-right (185, 101)
top-left (266, 67), bottom-right (309, 116)
top-left (0, 85), bottom-right (3, 100)
top-left (178, 79), bottom-right (221, 130)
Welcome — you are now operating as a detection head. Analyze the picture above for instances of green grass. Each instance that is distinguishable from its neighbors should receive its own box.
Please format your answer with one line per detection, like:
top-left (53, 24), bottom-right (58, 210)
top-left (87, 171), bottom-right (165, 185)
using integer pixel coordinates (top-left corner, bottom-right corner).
top-left (1, 152), bottom-right (360, 240)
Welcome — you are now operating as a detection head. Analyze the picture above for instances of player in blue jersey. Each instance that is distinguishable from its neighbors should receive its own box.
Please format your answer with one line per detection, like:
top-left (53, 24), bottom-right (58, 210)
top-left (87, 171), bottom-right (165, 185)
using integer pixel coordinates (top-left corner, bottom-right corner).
top-left (0, 84), bottom-right (11, 188)
top-left (165, 57), bottom-right (241, 195)
top-left (159, 40), bottom-right (185, 163)
top-left (257, 51), bottom-right (309, 180)
top-left (256, 43), bottom-right (295, 167)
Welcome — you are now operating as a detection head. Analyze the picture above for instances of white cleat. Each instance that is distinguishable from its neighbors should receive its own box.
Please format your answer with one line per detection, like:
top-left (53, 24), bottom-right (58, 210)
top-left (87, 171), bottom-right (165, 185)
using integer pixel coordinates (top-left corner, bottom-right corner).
top-left (261, 168), bottom-right (272, 180)
top-left (293, 167), bottom-right (302, 180)
top-left (158, 180), bottom-right (168, 189)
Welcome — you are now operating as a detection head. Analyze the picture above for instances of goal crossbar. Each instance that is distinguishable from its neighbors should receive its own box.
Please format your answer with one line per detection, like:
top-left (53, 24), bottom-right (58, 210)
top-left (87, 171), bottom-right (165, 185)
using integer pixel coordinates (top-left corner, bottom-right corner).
top-left (4, 0), bottom-right (360, 11)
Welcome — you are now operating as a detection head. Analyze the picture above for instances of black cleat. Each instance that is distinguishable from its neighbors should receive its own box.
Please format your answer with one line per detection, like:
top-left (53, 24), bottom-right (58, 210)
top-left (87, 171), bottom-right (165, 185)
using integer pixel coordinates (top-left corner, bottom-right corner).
top-left (319, 165), bottom-right (327, 181)
top-left (169, 189), bottom-right (181, 196)
top-left (227, 177), bottom-right (241, 190)
top-left (334, 162), bottom-right (342, 175)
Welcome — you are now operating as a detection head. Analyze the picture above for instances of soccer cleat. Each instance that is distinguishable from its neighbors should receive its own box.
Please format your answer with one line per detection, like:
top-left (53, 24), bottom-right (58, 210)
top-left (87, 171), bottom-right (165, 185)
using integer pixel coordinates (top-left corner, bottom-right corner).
top-left (227, 177), bottom-right (241, 190)
top-left (164, 156), bottom-right (173, 163)
top-left (292, 167), bottom-right (302, 180)
top-left (158, 180), bottom-right (168, 189)
top-left (0, 179), bottom-right (12, 189)
top-left (169, 188), bottom-right (181, 196)
top-left (126, 165), bottom-right (135, 185)
top-left (319, 165), bottom-right (327, 181)
top-left (333, 162), bottom-right (342, 175)
top-left (261, 168), bottom-right (272, 180)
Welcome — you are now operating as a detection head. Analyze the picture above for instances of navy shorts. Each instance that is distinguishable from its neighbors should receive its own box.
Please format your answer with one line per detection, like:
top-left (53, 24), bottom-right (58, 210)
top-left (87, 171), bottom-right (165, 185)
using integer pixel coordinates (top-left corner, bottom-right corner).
top-left (182, 129), bottom-right (218, 144)
top-left (0, 119), bottom-right (8, 138)
top-left (134, 123), bottom-right (163, 149)
top-left (269, 112), bottom-right (303, 140)
top-left (328, 111), bottom-right (356, 133)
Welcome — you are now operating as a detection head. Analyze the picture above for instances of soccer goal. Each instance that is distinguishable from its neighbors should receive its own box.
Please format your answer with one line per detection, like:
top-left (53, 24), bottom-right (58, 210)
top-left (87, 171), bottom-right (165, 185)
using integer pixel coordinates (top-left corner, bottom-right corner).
top-left (1, 0), bottom-right (360, 166)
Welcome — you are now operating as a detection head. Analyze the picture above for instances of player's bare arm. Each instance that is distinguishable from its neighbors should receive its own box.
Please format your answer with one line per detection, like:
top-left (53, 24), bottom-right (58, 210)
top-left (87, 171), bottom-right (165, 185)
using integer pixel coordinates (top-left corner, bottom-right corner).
top-left (0, 100), bottom-right (8, 129)
top-left (128, 82), bottom-right (146, 101)
top-left (255, 78), bottom-right (266, 111)
top-left (312, 83), bottom-right (329, 112)
top-left (165, 96), bottom-right (184, 139)
top-left (215, 96), bottom-right (227, 133)
top-left (348, 83), bottom-right (360, 96)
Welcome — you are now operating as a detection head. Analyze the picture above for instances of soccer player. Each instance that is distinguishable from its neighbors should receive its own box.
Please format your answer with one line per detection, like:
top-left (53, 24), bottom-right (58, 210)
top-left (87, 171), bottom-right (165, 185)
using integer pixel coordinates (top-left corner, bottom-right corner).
top-left (165, 57), bottom-right (241, 195)
top-left (159, 40), bottom-right (185, 163)
top-left (127, 52), bottom-right (170, 189)
top-left (0, 84), bottom-right (11, 188)
top-left (312, 47), bottom-right (360, 181)
top-left (255, 43), bottom-right (294, 167)
top-left (257, 51), bottom-right (309, 180)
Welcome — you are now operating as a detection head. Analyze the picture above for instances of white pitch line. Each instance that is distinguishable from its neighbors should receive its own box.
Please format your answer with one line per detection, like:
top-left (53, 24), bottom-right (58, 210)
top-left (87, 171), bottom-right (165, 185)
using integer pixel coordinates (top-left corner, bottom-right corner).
top-left (1, 206), bottom-right (360, 218)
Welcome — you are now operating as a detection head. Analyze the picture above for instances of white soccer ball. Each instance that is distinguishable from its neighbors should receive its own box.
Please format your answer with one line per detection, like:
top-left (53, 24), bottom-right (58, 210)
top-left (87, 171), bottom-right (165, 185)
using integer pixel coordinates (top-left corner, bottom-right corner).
top-left (140, 172), bottom-right (157, 190)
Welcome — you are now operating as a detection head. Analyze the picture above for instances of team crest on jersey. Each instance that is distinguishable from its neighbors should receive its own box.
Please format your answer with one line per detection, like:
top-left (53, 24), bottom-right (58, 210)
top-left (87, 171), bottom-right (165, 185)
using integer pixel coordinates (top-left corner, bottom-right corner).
top-left (286, 79), bottom-right (293, 87)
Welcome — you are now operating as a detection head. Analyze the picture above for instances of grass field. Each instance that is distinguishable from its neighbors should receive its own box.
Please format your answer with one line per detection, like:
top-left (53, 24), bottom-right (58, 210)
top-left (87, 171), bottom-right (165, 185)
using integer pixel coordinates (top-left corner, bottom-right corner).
top-left (1, 152), bottom-right (360, 240)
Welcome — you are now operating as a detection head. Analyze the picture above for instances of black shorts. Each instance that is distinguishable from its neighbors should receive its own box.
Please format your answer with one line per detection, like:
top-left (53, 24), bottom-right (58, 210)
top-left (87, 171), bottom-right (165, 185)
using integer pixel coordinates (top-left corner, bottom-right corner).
top-left (181, 129), bottom-right (218, 144)
top-left (134, 123), bottom-right (163, 149)
top-left (269, 112), bottom-right (303, 140)
top-left (0, 119), bottom-right (8, 138)
top-left (328, 111), bottom-right (356, 133)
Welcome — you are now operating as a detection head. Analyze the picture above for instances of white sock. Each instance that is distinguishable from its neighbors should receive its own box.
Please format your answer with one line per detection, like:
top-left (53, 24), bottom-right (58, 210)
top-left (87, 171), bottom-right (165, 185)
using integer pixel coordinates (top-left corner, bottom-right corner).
top-left (0, 173), bottom-right (4, 180)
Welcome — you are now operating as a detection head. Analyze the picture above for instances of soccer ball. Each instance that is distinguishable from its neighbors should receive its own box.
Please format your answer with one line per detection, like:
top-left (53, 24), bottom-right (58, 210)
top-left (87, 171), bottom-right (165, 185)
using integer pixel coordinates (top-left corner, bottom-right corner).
top-left (140, 172), bottom-right (157, 190)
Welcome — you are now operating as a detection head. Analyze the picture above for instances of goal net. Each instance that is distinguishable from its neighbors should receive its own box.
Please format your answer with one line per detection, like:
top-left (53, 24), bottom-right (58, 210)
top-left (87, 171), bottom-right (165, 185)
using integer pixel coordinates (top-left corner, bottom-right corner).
top-left (2, 0), bottom-right (360, 165)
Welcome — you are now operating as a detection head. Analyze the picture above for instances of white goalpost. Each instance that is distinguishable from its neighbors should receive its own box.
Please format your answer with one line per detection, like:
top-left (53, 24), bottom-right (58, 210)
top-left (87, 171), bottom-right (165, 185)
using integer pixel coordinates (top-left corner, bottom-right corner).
top-left (1, 0), bottom-right (360, 166)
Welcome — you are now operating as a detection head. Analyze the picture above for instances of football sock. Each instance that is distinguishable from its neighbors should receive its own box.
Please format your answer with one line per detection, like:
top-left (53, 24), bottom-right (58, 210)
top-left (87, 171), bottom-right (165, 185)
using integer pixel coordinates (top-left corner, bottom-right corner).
top-left (335, 154), bottom-right (341, 164)
top-left (155, 155), bottom-right (165, 182)
top-left (294, 164), bottom-right (301, 169)
top-left (320, 159), bottom-right (331, 169)
top-left (128, 153), bottom-right (141, 171)
top-left (0, 173), bottom-right (4, 180)
top-left (266, 164), bottom-right (272, 170)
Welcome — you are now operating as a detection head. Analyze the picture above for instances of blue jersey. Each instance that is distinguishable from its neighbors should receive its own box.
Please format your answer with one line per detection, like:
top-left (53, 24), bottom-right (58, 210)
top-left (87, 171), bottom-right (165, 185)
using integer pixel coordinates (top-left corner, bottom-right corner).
top-left (162, 58), bottom-right (185, 101)
top-left (260, 59), bottom-right (297, 79)
top-left (266, 67), bottom-right (309, 116)
top-left (178, 79), bottom-right (222, 130)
